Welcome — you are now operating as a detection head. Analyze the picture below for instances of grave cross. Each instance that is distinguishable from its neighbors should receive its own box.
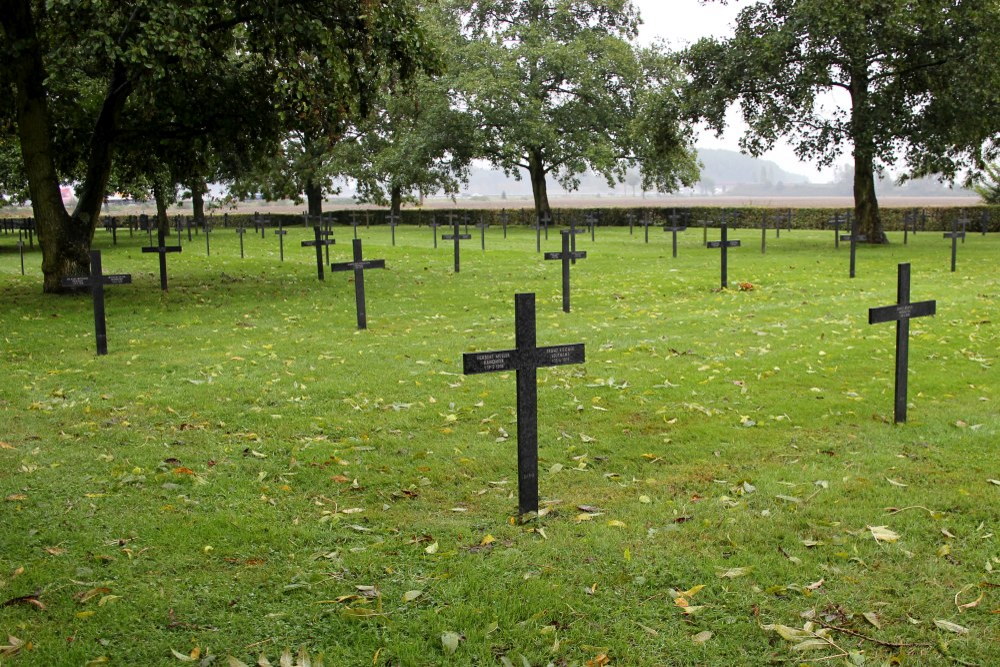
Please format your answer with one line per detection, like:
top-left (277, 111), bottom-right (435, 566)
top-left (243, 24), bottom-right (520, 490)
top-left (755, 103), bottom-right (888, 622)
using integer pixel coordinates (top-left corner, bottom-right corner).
top-left (979, 210), bottom-right (990, 236)
top-left (429, 216), bottom-right (445, 248)
top-left (172, 216), bottom-right (185, 246)
top-left (533, 213), bottom-right (551, 252)
top-left (59, 250), bottom-right (131, 355)
top-left (774, 209), bottom-right (792, 238)
top-left (956, 216), bottom-right (969, 244)
top-left (443, 216), bottom-right (472, 272)
top-left (638, 214), bottom-right (656, 244)
top-left (500, 210), bottom-right (509, 239)
top-left (274, 221), bottom-right (288, 261)
top-left (663, 210), bottom-right (687, 258)
top-left (825, 213), bottom-right (848, 248)
top-left (564, 218), bottom-right (586, 264)
top-left (350, 212), bottom-right (362, 239)
top-left (331, 238), bottom-right (386, 329)
top-left (302, 226), bottom-right (336, 280)
top-left (706, 223), bottom-right (741, 289)
top-left (626, 211), bottom-right (636, 236)
top-left (387, 212), bottom-right (401, 247)
top-left (943, 218), bottom-right (966, 272)
top-left (106, 217), bottom-right (119, 245)
top-left (141, 228), bottom-right (182, 291)
top-left (463, 293), bottom-right (586, 518)
top-left (235, 225), bottom-right (247, 258)
top-left (586, 211), bottom-right (598, 242)
top-left (840, 216), bottom-right (866, 279)
top-left (204, 220), bottom-right (212, 256)
top-left (868, 263), bottom-right (936, 423)
top-left (16, 233), bottom-right (25, 275)
top-left (902, 210), bottom-right (918, 245)
top-left (544, 230), bottom-right (587, 313)
top-left (475, 215), bottom-right (490, 250)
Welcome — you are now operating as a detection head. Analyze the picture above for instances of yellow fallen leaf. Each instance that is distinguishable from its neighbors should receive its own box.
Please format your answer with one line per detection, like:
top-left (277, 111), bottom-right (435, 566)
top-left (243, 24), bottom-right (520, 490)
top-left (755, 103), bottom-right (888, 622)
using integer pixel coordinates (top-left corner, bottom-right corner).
top-left (607, 520), bottom-right (626, 527)
top-left (480, 534), bottom-right (495, 546)
top-left (716, 567), bottom-right (751, 578)
top-left (425, 542), bottom-right (439, 554)
top-left (692, 631), bottom-right (713, 644)
top-left (869, 525), bottom-right (900, 543)
top-left (934, 619), bottom-right (969, 634)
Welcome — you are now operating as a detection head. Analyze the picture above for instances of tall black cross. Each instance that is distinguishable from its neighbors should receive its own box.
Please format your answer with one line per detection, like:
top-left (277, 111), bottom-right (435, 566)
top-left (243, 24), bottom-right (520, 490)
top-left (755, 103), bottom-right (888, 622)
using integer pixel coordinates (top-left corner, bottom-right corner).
top-left (302, 225), bottom-right (336, 280)
top-left (475, 215), bottom-right (490, 250)
top-left (902, 209), bottom-right (917, 245)
top-left (172, 216), bottom-right (185, 246)
top-left (706, 223), bottom-right (741, 289)
top-left (350, 212), bottom-right (362, 239)
top-left (16, 233), bottom-right (25, 275)
top-left (429, 216), bottom-right (445, 248)
top-left (544, 230), bottom-right (587, 313)
top-left (956, 216), bottom-right (969, 244)
top-left (204, 220), bottom-right (212, 256)
top-left (663, 210), bottom-right (687, 258)
top-left (943, 218), bottom-right (966, 272)
top-left (500, 210), bottom-right (509, 239)
top-left (236, 225), bottom-right (247, 258)
top-left (463, 293), bottom-right (585, 518)
top-left (638, 215), bottom-right (656, 244)
top-left (140, 215), bottom-right (153, 244)
top-left (868, 263), bottom-right (936, 423)
top-left (443, 216), bottom-right (472, 272)
top-left (564, 218), bottom-right (586, 264)
top-left (141, 228), bottom-right (182, 291)
top-left (106, 217), bottom-right (119, 246)
top-left (533, 213), bottom-right (551, 252)
top-left (840, 215), bottom-right (865, 279)
top-left (331, 239), bottom-right (386, 330)
top-left (626, 211), bottom-right (636, 236)
top-left (586, 211), bottom-right (598, 242)
top-left (59, 250), bottom-right (131, 356)
top-left (387, 212), bottom-right (401, 246)
top-left (274, 221), bottom-right (288, 261)
top-left (775, 209), bottom-right (791, 238)
top-left (826, 213), bottom-right (848, 249)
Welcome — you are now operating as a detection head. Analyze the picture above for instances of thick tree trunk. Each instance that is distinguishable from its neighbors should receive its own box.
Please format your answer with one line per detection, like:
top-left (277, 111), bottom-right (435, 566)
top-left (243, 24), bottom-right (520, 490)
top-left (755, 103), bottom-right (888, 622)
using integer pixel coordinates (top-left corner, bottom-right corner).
top-left (853, 148), bottom-right (887, 244)
top-left (190, 178), bottom-right (206, 228)
top-left (3, 0), bottom-right (81, 292)
top-left (153, 182), bottom-right (170, 236)
top-left (527, 148), bottom-right (552, 222)
top-left (305, 178), bottom-right (324, 216)
top-left (390, 184), bottom-right (403, 219)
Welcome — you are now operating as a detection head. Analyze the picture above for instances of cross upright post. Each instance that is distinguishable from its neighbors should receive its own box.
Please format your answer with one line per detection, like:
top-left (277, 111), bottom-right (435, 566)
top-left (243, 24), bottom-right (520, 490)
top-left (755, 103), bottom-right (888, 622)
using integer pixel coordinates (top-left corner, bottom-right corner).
top-left (443, 215), bottom-right (472, 272)
top-left (204, 220), bottom-right (212, 256)
top-left (350, 212), bottom-right (361, 239)
top-left (706, 223), bottom-right (741, 288)
top-left (475, 215), bottom-right (490, 250)
top-left (943, 218), bottom-right (966, 272)
top-left (663, 210), bottom-right (687, 258)
top-left (302, 226), bottom-right (335, 280)
top-left (626, 211), bottom-right (635, 236)
top-left (141, 227), bottom-right (182, 290)
top-left (500, 210), bottom-right (508, 239)
top-left (236, 225), bottom-right (247, 258)
top-left (463, 293), bottom-right (585, 519)
top-left (586, 211), bottom-right (598, 242)
top-left (564, 218), bottom-right (585, 264)
top-left (59, 250), bottom-right (132, 355)
top-left (639, 214), bottom-right (655, 244)
top-left (840, 215), bottom-right (866, 278)
top-left (387, 212), bottom-right (401, 246)
top-left (761, 210), bottom-right (768, 254)
top-left (16, 232), bottom-right (25, 275)
top-left (544, 230), bottom-right (587, 312)
top-left (868, 263), bottom-right (936, 423)
top-left (107, 217), bottom-right (118, 246)
top-left (429, 216), bottom-right (444, 248)
top-left (274, 220), bottom-right (288, 261)
top-left (331, 239), bottom-right (386, 329)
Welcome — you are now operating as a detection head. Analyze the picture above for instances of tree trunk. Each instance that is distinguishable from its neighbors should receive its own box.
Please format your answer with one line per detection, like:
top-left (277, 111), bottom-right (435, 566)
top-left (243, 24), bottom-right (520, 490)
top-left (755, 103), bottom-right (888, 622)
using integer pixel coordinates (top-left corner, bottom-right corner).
top-left (305, 178), bottom-right (323, 216)
top-left (153, 182), bottom-right (170, 236)
top-left (390, 183), bottom-right (403, 219)
top-left (191, 178), bottom-right (206, 228)
top-left (853, 147), bottom-right (887, 243)
top-left (527, 148), bottom-right (551, 222)
top-left (3, 0), bottom-right (81, 292)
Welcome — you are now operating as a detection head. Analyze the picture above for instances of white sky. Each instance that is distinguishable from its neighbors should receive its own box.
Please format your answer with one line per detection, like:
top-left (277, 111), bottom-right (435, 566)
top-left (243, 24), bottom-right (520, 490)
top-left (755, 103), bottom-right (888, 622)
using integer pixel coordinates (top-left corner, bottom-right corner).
top-left (634, 0), bottom-right (840, 182)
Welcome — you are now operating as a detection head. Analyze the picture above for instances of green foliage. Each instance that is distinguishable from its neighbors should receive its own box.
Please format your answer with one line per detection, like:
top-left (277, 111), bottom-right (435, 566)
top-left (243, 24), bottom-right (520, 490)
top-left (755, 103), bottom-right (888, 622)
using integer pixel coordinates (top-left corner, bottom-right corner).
top-left (448, 0), bottom-right (698, 213)
top-left (973, 164), bottom-right (1000, 205)
top-left (682, 0), bottom-right (1000, 182)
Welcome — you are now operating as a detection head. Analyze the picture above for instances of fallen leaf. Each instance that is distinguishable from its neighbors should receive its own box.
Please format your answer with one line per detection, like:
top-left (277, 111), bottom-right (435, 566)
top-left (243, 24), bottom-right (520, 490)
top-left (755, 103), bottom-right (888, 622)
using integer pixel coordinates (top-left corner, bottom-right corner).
top-left (863, 612), bottom-right (881, 629)
top-left (692, 630), bottom-right (713, 644)
top-left (402, 590), bottom-right (422, 603)
top-left (716, 567), bottom-right (751, 579)
top-left (934, 619), bottom-right (969, 634)
top-left (868, 525), bottom-right (900, 543)
top-left (5, 494), bottom-right (27, 502)
top-left (425, 542), bottom-right (439, 554)
top-left (441, 631), bottom-right (462, 654)
top-left (1, 595), bottom-right (45, 611)
top-left (885, 477), bottom-right (908, 488)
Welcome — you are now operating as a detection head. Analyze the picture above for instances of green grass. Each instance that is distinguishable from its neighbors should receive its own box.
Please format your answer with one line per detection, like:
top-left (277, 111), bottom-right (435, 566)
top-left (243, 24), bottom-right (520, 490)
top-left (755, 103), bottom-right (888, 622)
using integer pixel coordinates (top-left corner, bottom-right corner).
top-left (0, 223), bottom-right (997, 666)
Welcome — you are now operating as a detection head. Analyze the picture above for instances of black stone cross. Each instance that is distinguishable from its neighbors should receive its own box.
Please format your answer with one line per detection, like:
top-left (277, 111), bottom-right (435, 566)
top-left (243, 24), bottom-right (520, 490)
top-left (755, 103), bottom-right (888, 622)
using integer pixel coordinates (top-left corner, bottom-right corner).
top-left (331, 238), bottom-right (386, 330)
top-left (204, 220), bottom-right (212, 256)
top-left (663, 210), bottom-right (687, 258)
top-left (826, 213), bottom-right (848, 249)
top-left (760, 210), bottom-right (770, 254)
top-left (172, 216), bottom-right (185, 246)
top-left (868, 263), bottom-right (936, 424)
top-left (274, 221), bottom-right (288, 261)
top-left (902, 209), bottom-right (918, 245)
top-left (979, 210), bottom-right (990, 236)
top-left (350, 212), bottom-right (362, 239)
top-left (564, 218), bottom-right (586, 264)
top-left (462, 293), bottom-right (586, 518)
top-left (141, 228), bottom-right (182, 291)
top-left (626, 211), bottom-right (636, 236)
top-left (106, 217), bottom-right (119, 246)
top-left (944, 218), bottom-right (966, 272)
top-left (59, 250), bottom-right (131, 356)
top-left (706, 223), bottom-right (741, 288)
top-left (475, 215), bottom-right (490, 250)
top-left (774, 209), bottom-right (791, 238)
top-left (586, 211), bottom-right (598, 242)
top-left (533, 213), bottom-right (551, 253)
top-left (236, 225), bottom-right (247, 258)
top-left (638, 214), bottom-right (656, 244)
top-left (16, 233), bottom-right (25, 275)
top-left (544, 230), bottom-right (587, 313)
top-left (443, 216), bottom-right (472, 272)
top-left (387, 212), bottom-right (401, 246)
top-left (429, 216), bottom-right (445, 248)
top-left (500, 210), bottom-right (509, 239)
top-left (840, 216), bottom-right (865, 279)
top-left (302, 225), bottom-right (336, 280)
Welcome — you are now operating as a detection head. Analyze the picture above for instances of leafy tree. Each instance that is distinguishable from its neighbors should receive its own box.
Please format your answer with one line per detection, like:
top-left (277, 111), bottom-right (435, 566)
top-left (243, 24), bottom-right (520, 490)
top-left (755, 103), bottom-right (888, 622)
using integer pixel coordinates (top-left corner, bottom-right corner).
top-left (447, 0), bottom-right (698, 220)
top-left (1, 1), bottom-right (430, 292)
top-left (974, 164), bottom-right (1000, 205)
top-left (682, 0), bottom-right (1000, 243)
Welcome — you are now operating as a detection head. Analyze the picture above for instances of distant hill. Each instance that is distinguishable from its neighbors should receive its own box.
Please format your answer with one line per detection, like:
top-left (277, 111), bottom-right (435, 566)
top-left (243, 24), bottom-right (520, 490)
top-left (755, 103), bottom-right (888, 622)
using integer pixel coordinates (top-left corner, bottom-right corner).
top-left (695, 149), bottom-right (810, 187)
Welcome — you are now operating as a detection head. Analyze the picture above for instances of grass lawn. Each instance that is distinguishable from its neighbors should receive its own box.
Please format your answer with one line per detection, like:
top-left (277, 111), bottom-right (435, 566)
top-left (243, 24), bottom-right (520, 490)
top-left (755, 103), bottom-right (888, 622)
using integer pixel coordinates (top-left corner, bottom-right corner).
top-left (1, 222), bottom-right (997, 666)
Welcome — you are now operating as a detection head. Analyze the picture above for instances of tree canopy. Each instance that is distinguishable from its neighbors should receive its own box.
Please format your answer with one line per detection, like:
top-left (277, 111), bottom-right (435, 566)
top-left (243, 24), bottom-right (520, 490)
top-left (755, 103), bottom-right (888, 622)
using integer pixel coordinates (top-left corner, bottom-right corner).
top-left (682, 0), bottom-right (1000, 242)
top-left (447, 0), bottom-right (698, 219)
top-left (1, 0), bottom-right (431, 291)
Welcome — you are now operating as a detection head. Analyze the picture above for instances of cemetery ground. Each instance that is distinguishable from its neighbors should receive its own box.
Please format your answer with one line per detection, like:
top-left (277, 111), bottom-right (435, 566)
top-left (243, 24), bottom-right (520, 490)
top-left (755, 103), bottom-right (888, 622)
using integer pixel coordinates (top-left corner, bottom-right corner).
top-left (0, 224), bottom-right (997, 666)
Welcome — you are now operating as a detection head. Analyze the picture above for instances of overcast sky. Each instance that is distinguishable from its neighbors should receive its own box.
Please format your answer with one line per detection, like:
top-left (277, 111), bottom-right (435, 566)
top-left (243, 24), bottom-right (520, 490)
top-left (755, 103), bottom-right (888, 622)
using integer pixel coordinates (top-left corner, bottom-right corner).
top-left (633, 0), bottom-right (840, 182)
